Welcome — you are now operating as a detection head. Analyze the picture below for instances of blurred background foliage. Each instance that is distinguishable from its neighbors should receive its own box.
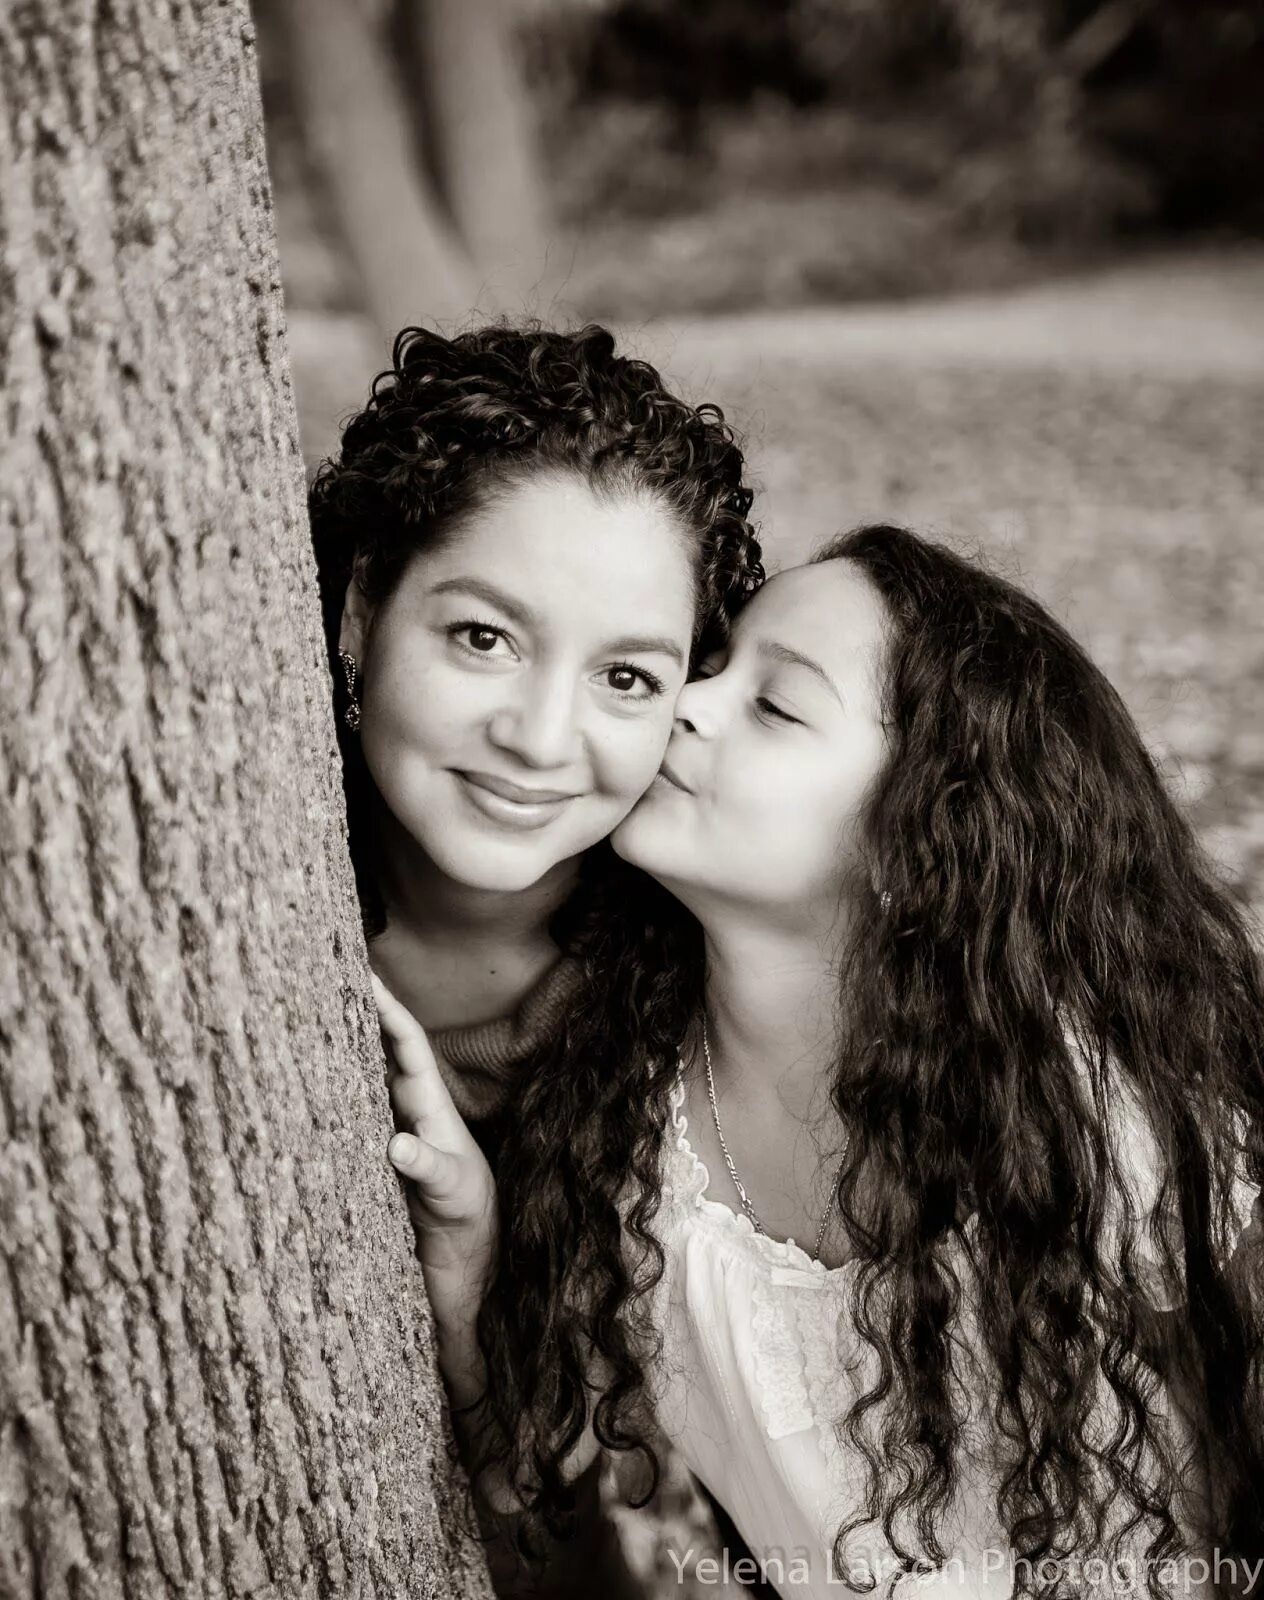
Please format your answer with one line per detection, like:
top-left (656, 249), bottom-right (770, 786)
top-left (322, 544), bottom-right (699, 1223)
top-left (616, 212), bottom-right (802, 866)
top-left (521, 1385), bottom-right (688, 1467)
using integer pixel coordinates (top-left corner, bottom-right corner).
top-left (259, 0), bottom-right (1264, 329)
top-left (528, 0), bottom-right (1264, 312)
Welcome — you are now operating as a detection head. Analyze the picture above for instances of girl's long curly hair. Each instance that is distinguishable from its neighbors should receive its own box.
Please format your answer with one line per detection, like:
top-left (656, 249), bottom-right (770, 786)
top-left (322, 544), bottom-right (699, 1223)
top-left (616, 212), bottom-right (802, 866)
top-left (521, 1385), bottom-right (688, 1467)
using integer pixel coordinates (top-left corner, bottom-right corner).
top-left (308, 320), bottom-right (763, 931)
top-left (477, 524), bottom-right (1264, 1589)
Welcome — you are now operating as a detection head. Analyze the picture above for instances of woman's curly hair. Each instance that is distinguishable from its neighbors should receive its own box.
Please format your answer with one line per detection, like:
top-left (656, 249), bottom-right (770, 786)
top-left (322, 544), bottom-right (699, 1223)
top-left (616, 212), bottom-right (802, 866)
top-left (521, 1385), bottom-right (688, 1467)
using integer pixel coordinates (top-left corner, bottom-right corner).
top-left (475, 524), bottom-right (1264, 1588)
top-left (308, 320), bottom-right (763, 931)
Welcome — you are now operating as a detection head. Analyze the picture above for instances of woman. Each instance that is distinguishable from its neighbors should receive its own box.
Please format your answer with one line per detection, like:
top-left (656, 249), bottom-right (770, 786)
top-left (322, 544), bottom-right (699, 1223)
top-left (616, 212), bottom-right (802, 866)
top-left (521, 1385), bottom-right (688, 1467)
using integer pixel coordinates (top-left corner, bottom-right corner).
top-left (381, 524), bottom-right (1263, 1597)
top-left (310, 320), bottom-right (762, 1119)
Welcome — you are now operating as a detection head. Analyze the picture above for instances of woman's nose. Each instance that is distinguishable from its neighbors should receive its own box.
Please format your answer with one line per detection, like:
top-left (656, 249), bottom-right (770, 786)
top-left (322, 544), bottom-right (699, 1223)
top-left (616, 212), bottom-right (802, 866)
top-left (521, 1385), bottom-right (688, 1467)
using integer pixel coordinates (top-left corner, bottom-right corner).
top-left (486, 673), bottom-right (583, 770)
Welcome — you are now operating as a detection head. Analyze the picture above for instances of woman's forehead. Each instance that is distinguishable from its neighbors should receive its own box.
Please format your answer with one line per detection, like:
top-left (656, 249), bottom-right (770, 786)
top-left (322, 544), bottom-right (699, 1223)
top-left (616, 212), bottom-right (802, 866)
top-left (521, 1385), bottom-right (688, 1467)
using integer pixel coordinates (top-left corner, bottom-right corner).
top-left (391, 474), bottom-right (697, 650)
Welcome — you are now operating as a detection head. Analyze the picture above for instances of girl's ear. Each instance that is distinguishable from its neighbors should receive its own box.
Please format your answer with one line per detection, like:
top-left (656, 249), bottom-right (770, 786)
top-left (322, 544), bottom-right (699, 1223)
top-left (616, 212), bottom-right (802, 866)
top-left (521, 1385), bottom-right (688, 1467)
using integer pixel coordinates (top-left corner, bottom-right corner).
top-left (339, 573), bottom-right (374, 661)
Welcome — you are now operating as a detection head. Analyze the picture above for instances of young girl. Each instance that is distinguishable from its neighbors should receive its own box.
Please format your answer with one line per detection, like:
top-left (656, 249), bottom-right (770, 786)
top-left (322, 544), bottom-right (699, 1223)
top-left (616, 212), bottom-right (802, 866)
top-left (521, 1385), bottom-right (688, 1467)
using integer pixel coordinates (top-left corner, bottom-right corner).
top-left (381, 524), bottom-right (1262, 1597)
top-left (309, 321), bottom-right (762, 1118)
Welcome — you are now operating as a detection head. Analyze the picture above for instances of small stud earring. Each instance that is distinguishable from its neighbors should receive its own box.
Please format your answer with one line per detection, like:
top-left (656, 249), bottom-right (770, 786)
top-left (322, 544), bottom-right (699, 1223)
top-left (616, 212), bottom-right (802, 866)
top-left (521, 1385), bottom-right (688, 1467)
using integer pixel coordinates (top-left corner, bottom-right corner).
top-left (338, 649), bottom-right (361, 732)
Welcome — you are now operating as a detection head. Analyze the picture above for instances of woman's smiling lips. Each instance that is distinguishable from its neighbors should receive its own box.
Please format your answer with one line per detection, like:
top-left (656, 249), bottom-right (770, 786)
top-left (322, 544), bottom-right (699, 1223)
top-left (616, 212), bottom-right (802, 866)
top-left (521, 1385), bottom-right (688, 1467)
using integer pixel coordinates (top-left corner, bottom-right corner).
top-left (453, 769), bottom-right (583, 830)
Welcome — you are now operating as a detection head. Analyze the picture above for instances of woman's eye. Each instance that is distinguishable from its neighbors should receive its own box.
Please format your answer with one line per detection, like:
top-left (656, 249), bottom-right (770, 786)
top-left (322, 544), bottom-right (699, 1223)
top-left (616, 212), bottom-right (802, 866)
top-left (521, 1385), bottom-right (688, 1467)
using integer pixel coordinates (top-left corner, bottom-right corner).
top-left (449, 620), bottom-right (511, 657)
top-left (603, 663), bottom-right (666, 700)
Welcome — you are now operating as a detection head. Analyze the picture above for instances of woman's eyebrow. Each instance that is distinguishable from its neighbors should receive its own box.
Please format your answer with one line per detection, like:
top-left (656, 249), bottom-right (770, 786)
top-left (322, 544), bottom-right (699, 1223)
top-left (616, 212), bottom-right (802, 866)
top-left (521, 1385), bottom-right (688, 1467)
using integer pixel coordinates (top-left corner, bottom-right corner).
top-left (757, 639), bottom-right (842, 704)
top-left (428, 576), bottom-right (536, 628)
top-left (428, 580), bottom-right (684, 665)
top-left (605, 635), bottom-right (686, 665)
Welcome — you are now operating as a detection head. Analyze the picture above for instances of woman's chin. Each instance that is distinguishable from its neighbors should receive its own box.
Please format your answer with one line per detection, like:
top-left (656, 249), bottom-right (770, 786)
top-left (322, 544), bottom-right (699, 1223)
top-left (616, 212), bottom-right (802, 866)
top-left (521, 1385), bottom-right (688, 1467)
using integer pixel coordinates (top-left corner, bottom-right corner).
top-left (610, 800), bottom-right (674, 874)
top-left (425, 836), bottom-right (567, 896)
top-left (609, 807), bottom-right (648, 865)
top-left (609, 820), bottom-right (637, 865)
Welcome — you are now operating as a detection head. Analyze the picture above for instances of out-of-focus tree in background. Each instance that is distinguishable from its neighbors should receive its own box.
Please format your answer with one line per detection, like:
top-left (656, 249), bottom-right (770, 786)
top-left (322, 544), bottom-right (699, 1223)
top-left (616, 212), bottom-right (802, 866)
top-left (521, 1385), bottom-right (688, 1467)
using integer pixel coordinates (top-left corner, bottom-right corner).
top-left (266, 0), bottom-right (549, 343)
top-left (257, 0), bottom-right (1263, 442)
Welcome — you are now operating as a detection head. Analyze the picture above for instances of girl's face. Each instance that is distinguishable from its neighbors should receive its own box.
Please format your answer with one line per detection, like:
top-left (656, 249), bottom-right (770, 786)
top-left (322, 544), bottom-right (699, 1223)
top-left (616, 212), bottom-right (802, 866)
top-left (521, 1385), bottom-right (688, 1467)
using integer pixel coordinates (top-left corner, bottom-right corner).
top-left (613, 560), bottom-right (890, 922)
top-left (341, 472), bottom-right (697, 894)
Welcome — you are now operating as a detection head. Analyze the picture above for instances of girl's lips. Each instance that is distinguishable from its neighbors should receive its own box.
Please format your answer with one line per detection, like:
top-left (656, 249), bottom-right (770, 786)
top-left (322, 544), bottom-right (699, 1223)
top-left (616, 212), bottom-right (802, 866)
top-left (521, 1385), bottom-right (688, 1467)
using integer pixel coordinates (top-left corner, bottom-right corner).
top-left (656, 762), bottom-right (693, 793)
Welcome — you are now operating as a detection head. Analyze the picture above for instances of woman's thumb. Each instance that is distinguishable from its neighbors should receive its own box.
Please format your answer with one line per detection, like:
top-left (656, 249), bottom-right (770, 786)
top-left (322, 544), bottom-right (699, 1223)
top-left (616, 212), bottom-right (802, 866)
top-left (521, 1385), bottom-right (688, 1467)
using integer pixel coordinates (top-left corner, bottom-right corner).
top-left (388, 1131), bottom-right (464, 1204)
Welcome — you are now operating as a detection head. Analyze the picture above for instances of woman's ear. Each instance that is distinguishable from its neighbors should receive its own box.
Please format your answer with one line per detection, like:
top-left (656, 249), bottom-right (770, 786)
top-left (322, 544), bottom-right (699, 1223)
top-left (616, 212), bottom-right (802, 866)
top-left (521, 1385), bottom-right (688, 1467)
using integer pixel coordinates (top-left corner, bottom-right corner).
top-left (338, 574), bottom-right (374, 662)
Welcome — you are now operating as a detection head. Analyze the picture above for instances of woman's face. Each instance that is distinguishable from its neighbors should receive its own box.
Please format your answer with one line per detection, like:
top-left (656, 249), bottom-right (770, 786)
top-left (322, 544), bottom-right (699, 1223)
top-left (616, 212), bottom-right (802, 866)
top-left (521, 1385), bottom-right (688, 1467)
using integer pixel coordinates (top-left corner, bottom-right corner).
top-left (342, 471), bottom-right (697, 894)
top-left (613, 560), bottom-right (890, 922)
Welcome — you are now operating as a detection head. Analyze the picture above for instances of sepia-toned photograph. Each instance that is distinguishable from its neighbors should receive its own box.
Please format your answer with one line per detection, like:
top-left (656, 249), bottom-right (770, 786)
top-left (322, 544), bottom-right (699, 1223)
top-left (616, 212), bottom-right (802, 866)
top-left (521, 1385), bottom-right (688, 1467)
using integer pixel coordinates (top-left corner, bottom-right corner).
top-left (2, 3), bottom-right (1263, 1597)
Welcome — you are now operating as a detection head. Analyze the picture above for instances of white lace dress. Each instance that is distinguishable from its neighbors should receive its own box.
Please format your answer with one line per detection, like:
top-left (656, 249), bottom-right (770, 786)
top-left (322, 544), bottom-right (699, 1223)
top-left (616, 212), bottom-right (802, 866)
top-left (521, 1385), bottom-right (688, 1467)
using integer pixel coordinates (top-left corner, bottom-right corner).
top-left (639, 1067), bottom-right (1258, 1600)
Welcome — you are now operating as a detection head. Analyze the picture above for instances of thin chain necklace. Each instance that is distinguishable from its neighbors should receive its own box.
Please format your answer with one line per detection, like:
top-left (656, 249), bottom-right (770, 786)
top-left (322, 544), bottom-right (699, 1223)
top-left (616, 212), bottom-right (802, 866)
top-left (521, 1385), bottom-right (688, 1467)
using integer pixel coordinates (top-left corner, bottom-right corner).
top-left (701, 1015), bottom-right (846, 1265)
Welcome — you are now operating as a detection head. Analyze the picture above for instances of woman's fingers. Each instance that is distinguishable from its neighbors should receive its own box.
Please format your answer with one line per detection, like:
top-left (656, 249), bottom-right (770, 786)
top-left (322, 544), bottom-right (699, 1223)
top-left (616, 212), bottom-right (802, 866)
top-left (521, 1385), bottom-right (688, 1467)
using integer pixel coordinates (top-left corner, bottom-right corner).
top-left (370, 972), bottom-right (431, 1062)
top-left (388, 1130), bottom-right (450, 1187)
top-left (370, 972), bottom-right (456, 1124)
top-left (372, 972), bottom-right (496, 1231)
top-left (387, 1065), bottom-right (433, 1137)
top-left (389, 1131), bottom-right (490, 1227)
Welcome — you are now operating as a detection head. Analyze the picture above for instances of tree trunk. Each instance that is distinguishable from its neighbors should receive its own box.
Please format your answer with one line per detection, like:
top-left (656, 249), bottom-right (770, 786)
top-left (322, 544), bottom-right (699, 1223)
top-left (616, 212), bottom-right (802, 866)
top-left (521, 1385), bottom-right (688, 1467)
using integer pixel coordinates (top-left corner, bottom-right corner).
top-left (409, 0), bottom-right (550, 306)
top-left (0, 5), bottom-right (493, 1598)
top-left (276, 0), bottom-right (479, 351)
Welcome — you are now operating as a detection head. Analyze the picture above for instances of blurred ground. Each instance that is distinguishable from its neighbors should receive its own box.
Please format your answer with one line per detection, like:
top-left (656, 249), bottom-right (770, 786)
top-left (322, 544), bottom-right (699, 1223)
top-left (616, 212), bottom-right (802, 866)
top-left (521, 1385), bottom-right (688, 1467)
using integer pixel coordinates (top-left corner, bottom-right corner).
top-left (288, 248), bottom-right (1264, 927)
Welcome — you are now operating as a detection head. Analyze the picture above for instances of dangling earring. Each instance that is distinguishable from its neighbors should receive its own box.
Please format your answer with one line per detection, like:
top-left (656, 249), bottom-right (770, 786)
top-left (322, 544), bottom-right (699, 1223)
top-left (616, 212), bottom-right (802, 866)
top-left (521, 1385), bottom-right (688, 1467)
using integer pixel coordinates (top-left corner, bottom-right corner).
top-left (878, 887), bottom-right (892, 913)
top-left (338, 649), bottom-right (361, 732)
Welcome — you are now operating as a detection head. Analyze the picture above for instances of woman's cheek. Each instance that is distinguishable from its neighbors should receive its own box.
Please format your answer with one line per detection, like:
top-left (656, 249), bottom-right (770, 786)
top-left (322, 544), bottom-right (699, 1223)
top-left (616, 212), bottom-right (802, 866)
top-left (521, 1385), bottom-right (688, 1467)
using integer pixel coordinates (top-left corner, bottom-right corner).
top-left (589, 706), bottom-right (676, 802)
top-left (375, 654), bottom-right (490, 752)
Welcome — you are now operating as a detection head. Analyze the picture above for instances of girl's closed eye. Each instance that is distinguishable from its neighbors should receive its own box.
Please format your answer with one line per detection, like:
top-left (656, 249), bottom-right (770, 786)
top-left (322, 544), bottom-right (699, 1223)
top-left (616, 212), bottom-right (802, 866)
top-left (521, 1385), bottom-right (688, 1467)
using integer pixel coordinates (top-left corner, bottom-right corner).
top-left (755, 695), bottom-right (801, 725)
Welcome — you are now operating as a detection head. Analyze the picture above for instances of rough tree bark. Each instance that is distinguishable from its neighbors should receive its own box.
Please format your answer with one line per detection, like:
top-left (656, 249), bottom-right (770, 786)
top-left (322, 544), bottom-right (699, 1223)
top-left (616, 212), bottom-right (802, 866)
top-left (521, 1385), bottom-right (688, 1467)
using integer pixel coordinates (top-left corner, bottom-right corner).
top-left (0, 4), bottom-right (493, 1597)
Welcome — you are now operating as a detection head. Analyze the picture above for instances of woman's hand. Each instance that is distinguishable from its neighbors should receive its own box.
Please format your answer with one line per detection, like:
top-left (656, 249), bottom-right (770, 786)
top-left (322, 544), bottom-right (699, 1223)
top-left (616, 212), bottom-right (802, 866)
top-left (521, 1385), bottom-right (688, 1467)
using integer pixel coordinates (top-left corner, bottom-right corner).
top-left (372, 973), bottom-right (497, 1284)
top-left (373, 973), bottom-right (606, 1521)
top-left (371, 974), bottom-right (516, 1520)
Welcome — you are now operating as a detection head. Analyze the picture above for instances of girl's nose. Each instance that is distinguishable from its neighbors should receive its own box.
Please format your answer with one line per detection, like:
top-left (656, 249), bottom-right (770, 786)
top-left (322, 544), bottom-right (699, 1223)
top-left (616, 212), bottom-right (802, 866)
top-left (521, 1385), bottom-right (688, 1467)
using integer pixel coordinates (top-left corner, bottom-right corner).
top-left (486, 672), bottom-right (583, 771)
top-left (673, 674), bottom-right (721, 739)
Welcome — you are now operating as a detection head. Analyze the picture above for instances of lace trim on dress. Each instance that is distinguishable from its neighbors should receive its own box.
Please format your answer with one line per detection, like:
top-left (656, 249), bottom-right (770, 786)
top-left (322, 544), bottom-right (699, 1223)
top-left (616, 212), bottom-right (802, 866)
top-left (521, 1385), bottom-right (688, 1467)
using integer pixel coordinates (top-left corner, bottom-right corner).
top-left (658, 1071), bottom-right (1013, 1579)
top-left (663, 1069), bottom-right (861, 1446)
top-left (663, 1069), bottom-right (854, 1275)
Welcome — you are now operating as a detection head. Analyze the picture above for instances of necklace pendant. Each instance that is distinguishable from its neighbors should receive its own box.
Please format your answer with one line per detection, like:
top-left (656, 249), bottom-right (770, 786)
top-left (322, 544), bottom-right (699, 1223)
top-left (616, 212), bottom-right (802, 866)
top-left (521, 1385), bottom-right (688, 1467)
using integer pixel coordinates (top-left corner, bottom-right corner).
top-left (702, 1013), bottom-right (843, 1268)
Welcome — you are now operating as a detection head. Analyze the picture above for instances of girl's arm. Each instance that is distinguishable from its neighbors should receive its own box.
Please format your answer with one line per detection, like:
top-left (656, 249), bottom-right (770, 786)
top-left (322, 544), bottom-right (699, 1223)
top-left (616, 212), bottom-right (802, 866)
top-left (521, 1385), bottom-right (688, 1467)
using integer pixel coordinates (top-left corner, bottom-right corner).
top-left (371, 975), bottom-right (600, 1519)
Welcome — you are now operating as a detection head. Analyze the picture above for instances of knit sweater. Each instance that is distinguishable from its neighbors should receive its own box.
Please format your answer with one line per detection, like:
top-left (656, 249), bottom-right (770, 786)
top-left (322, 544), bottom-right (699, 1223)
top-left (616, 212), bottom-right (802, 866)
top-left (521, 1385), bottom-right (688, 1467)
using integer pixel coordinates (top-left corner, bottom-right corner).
top-left (429, 955), bottom-right (582, 1122)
